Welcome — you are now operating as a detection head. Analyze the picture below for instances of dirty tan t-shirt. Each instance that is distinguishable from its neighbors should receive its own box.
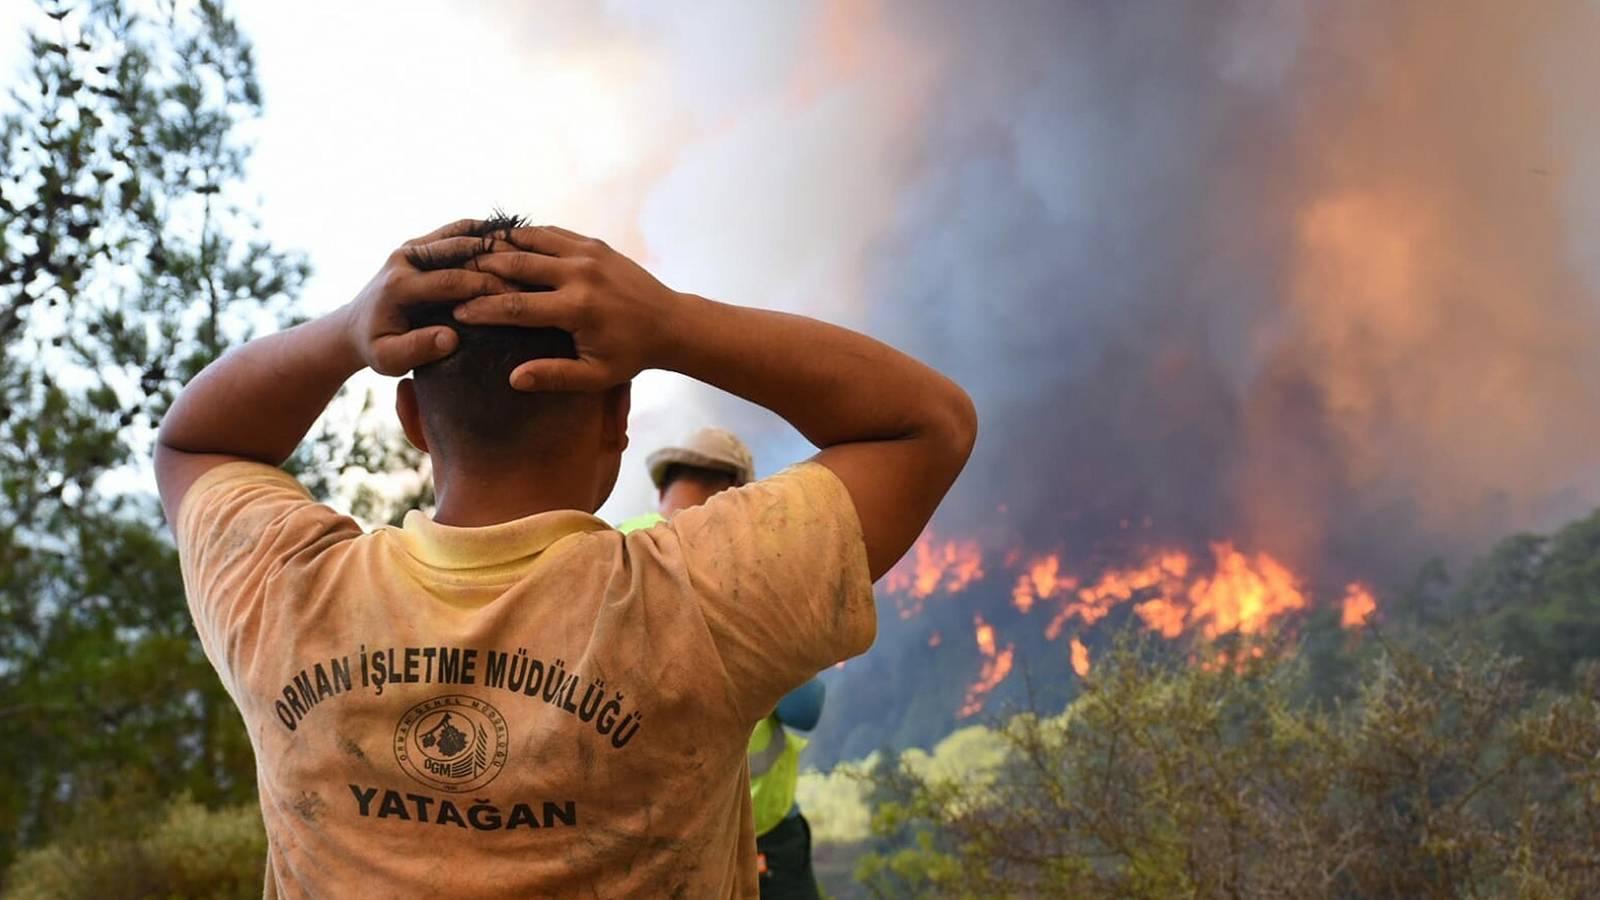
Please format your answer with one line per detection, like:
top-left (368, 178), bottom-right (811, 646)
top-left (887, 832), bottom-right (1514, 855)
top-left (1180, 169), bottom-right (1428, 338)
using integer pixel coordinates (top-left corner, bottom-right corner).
top-left (175, 460), bottom-right (876, 899)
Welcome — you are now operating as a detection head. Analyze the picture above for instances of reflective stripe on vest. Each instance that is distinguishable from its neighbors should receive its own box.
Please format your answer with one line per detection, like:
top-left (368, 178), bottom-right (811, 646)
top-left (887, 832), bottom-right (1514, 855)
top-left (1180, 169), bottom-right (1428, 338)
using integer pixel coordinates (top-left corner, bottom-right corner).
top-left (749, 719), bottom-right (788, 777)
top-left (748, 716), bottom-right (807, 837)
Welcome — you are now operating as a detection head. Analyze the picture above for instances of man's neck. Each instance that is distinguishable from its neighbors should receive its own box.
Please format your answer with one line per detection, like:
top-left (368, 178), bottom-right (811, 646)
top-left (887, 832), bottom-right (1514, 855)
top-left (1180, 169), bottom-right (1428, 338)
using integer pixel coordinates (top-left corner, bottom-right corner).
top-left (430, 459), bottom-right (602, 527)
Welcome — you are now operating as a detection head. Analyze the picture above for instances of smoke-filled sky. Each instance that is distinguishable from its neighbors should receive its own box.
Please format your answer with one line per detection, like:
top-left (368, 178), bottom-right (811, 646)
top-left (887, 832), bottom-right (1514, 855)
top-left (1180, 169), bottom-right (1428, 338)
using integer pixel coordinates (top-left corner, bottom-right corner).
top-left (852, 0), bottom-right (1600, 587)
top-left (6, 0), bottom-right (1600, 584)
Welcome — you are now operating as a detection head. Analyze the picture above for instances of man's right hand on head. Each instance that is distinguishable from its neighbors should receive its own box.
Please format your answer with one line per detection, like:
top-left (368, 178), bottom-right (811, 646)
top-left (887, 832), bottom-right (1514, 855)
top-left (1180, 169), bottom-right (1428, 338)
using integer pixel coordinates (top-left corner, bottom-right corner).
top-left (341, 218), bottom-right (517, 377)
top-left (154, 217), bottom-right (520, 521)
top-left (451, 226), bottom-right (688, 392)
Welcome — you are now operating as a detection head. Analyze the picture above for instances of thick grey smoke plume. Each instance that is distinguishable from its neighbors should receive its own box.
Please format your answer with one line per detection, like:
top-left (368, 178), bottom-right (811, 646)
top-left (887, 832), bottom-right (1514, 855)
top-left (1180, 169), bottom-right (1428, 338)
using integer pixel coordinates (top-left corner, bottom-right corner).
top-left (842, 0), bottom-right (1600, 586)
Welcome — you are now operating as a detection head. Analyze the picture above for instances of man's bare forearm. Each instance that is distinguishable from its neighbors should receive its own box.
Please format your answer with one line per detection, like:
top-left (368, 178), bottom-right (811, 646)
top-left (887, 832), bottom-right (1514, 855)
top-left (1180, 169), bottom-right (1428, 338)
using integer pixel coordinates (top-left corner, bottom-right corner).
top-left (455, 227), bottom-right (978, 578)
top-left (155, 222), bottom-right (502, 504)
top-left (152, 220), bottom-right (509, 522)
top-left (157, 308), bottom-right (363, 466)
top-left (655, 293), bottom-right (977, 577)
top-left (656, 293), bottom-right (975, 456)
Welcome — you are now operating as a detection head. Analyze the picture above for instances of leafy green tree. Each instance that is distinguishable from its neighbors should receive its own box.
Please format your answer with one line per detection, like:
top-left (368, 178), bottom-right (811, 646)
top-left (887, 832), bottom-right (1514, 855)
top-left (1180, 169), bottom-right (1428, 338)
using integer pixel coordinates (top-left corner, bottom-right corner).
top-left (0, 0), bottom-right (307, 871)
top-left (1405, 509), bottom-right (1600, 687)
top-left (1469, 511), bottom-right (1600, 685)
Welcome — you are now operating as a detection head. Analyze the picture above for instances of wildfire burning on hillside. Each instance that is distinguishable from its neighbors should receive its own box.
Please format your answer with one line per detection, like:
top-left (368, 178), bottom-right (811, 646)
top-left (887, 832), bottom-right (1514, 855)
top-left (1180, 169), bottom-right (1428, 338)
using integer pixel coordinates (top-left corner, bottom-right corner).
top-left (671, 0), bottom-right (1600, 768)
top-left (885, 531), bottom-right (1378, 717)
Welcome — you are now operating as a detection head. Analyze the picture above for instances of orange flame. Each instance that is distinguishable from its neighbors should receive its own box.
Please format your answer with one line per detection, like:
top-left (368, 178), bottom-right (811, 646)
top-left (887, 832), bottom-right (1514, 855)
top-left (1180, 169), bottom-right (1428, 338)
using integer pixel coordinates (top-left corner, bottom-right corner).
top-left (975, 617), bottom-right (996, 656)
top-left (1070, 636), bottom-right (1090, 677)
top-left (882, 524), bottom-right (1381, 707)
top-left (1340, 582), bottom-right (1377, 629)
top-left (1044, 551), bottom-right (1188, 639)
top-left (884, 531), bottom-right (985, 619)
top-left (959, 613), bottom-right (1015, 717)
top-left (1186, 543), bottom-right (1308, 639)
top-left (1028, 544), bottom-right (1312, 642)
top-left (1011, 554), bottom-right (1074, 614)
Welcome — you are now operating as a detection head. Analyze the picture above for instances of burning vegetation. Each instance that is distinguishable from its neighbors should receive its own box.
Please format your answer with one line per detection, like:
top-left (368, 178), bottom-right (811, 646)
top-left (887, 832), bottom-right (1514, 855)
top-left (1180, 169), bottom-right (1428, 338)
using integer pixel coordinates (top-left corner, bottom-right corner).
top-left (884, 530), bottom-right (1379, 717)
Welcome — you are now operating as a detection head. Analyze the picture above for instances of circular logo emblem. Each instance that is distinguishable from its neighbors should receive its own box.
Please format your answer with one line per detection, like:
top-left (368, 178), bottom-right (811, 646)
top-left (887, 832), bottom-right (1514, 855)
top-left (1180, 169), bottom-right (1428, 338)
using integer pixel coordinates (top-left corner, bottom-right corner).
top-left (393, 694), bottom-right (508, 793)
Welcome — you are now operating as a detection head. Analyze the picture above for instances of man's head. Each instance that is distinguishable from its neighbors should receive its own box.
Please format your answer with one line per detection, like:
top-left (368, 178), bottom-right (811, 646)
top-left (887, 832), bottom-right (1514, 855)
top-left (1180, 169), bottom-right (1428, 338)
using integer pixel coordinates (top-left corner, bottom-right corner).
top-left (394, 215), bottom-right (630, 515)
top-left (647, 427), bottom-right (755, 515)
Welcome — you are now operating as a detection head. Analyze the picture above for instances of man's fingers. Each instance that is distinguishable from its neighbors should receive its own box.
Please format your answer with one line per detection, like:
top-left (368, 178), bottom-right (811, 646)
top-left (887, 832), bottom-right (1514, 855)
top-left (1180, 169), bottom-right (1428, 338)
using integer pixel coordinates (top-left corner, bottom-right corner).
top-left (502, 226), bottom-right (586, 257)
top-left (508, 358), bottom-right (609, 393)
top-left (402, 221), bottom-right (601, 252)
top-left (402, 267), bottom-right (512, 302)
top-left (539, 225), bottom-right (595, 243)
top-left (401, 235), bottom-right (509, 272)
top-left (405, 218), bottom-right (484, 245)
top-left (370, 326), bottom-right (457, 376)
top-left (453, 289), bottom-right (581, 330)
top-left (469, 252), bottom-right (572, 290)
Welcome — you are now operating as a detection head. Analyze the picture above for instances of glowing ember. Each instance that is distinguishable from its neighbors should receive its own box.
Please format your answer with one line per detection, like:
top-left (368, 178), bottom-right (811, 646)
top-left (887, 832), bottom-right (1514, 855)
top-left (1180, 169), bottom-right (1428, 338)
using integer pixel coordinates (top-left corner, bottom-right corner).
top-left (1340, 583), bottom-right (1377, 629)
top-left (1070, 636), bottom-right (1090, 677)
top-left (1195, 642), bottom-right (1273, 674)
top-left (959, 613), bottom-right (1015, 717)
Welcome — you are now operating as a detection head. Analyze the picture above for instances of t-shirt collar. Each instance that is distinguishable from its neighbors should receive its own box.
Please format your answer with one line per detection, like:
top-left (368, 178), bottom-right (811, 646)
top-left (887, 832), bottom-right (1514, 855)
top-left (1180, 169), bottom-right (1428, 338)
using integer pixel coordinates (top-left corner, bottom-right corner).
top-left (390, 508), bottom-right (611, 571)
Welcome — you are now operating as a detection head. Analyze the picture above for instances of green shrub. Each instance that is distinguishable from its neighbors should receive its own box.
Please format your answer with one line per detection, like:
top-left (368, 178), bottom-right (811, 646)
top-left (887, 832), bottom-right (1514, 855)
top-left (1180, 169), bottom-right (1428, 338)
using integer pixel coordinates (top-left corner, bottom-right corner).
top-left (856, 637), bottom-right (1600, 899)
top-left (4, 797), bottom-right (265, 900)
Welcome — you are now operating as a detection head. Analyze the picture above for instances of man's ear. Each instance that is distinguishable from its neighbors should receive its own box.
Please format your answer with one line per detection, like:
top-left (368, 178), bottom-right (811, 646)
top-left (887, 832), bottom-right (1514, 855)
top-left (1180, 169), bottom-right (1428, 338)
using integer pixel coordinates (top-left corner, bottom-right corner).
top-left (396, 379), bottom-right (429, 453)
top-left (602, 381), bottom-right (632, 453)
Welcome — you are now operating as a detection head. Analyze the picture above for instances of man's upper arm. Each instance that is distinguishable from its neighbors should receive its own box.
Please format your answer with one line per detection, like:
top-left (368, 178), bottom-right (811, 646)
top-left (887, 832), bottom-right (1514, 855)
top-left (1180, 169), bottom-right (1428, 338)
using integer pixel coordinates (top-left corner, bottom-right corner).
top-left (812, 435), bottom-right (965, 581)
top-left (167, 458), bottom-right (358, 678)
top-left (155, 445), bottom-right (251, 527)
top-left (665, 463), bottom-right (876, 723)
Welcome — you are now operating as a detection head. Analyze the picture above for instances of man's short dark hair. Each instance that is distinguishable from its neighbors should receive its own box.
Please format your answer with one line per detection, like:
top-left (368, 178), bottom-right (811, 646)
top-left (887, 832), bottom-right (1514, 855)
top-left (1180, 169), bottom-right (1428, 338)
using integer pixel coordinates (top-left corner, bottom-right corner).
top-left (402, 214), bottom-right (580, 454)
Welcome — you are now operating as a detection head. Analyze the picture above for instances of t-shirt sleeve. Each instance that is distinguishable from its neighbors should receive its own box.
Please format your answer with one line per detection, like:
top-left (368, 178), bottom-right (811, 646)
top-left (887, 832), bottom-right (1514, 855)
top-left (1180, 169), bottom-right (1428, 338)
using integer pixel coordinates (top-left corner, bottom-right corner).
top-left (174, 462), bottom-right (361, 690)
top-left (663, 461), bottom-right (876, 724)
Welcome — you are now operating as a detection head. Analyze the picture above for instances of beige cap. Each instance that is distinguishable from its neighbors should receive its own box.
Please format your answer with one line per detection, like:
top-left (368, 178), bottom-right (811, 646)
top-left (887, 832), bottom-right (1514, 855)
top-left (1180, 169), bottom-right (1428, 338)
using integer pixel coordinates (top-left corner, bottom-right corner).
top-left (646, 427), bottom-right (756, 489)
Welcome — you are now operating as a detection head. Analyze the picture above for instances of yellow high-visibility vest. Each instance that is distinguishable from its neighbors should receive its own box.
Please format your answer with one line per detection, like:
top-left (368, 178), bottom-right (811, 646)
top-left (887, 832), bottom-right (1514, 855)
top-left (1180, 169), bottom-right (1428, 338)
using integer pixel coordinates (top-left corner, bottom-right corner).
top-left (616, 512), bottom-right (666, 534)
top-left (748, 715), bottom-right (806, 837)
